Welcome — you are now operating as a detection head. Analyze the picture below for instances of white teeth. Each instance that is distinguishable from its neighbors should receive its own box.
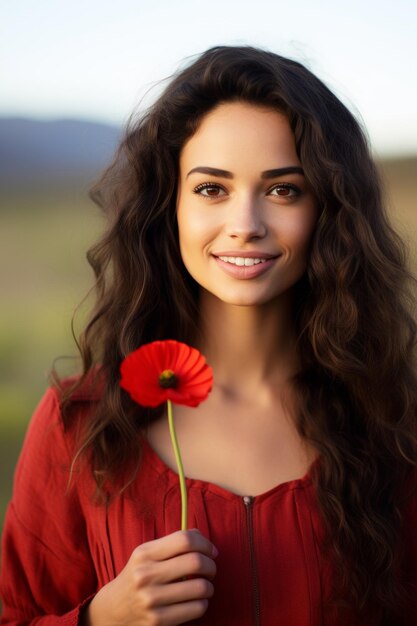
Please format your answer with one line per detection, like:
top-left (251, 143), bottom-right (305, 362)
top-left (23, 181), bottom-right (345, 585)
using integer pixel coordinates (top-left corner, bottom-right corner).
top-left (218, 256), bottom-right (267, 266)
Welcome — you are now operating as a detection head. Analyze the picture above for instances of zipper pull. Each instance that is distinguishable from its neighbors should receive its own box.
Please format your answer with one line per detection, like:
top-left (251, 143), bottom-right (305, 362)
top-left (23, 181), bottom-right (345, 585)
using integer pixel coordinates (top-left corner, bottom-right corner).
top-left (243, 495), bottom-right (254, 506)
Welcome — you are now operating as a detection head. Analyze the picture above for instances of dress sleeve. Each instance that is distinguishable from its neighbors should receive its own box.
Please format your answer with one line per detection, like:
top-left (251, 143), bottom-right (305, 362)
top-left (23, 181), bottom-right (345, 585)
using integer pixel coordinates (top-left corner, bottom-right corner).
top-left (0, 388), bottom-right (98, 625)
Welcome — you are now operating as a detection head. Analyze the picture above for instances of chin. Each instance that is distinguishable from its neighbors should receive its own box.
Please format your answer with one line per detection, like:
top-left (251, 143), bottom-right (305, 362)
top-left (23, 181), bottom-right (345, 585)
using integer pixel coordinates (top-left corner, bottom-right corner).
top-left (212, 291), bottom-right (277, 307)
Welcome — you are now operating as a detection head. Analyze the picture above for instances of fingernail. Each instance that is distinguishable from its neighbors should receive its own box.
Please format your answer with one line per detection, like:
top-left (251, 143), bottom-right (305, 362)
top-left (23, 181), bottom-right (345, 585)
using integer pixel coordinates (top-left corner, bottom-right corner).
top-left (212, 545), bottom-right (219, 557)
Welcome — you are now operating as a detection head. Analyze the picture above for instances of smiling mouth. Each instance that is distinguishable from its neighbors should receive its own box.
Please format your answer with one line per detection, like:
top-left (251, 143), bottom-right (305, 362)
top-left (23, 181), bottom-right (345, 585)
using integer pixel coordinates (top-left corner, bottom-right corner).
top-left (212, 253), bottom-right (280, 280)
top-left (216, 256), bottom-right (268, 266)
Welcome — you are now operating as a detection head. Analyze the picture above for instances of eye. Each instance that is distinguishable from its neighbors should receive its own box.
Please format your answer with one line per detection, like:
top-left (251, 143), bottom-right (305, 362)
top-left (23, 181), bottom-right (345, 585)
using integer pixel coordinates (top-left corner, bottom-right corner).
top-left (267, 183), bottom-right (301, 198)
top-left (193, 182), bottom-right (227, 198)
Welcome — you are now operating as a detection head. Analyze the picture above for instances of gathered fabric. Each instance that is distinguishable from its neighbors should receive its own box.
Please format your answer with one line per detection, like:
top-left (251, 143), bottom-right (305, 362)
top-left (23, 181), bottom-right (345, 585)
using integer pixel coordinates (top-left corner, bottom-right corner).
top-left (1, 386), bottom-right (417, 625)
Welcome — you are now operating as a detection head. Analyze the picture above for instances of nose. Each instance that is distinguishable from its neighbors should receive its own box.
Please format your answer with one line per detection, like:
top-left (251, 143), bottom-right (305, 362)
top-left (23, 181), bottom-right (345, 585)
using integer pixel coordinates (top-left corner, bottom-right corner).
top-left (224, 195), bottom-right (267, 241)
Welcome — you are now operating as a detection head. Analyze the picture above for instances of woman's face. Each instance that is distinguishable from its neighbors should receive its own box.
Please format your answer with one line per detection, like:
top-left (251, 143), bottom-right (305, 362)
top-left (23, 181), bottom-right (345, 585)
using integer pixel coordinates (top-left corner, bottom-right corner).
top-left (176, 101), bottom-right (318, 307)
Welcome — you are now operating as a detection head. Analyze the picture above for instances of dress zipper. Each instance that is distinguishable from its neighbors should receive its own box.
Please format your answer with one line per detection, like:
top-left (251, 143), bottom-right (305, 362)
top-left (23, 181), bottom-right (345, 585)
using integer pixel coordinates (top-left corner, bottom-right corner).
top-left (243, 495), bottom-right (261, 626)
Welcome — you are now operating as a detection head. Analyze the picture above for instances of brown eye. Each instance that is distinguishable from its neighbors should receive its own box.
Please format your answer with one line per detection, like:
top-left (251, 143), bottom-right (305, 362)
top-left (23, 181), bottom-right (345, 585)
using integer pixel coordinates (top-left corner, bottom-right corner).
top-left (268, 183), bottom-right (300, 198)
top-left (193, 183), bottom-right (226, 198)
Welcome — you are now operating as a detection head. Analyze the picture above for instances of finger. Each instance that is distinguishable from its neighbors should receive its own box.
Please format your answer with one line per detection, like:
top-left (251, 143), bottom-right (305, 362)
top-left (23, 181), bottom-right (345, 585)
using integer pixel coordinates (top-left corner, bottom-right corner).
top-left (138, 577), bottom-right (214, 609)
top-left (132, 551), bottom-right (216, 589)
top-left (134, 529), bottom-right (218, 563)
top-left (150, 551), bottom-right (217, 584)
top-left (151, 598), bottom-right (210, 626)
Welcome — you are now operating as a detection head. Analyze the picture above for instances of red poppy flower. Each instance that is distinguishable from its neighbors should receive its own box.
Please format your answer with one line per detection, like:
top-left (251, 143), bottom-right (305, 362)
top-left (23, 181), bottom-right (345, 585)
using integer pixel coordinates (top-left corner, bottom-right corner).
top-left (120, 340), bottom-right (213, 408)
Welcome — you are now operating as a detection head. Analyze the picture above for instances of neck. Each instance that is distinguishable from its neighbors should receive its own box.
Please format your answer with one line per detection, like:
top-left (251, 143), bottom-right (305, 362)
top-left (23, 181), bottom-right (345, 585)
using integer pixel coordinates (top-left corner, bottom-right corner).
top-left (195, 289), bottom-right (299, 404)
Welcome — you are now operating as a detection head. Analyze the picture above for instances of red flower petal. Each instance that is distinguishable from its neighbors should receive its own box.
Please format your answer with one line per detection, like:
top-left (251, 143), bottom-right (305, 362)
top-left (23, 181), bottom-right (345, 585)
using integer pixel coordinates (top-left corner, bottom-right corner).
top-left (120, 340), bottom-right (213, 408)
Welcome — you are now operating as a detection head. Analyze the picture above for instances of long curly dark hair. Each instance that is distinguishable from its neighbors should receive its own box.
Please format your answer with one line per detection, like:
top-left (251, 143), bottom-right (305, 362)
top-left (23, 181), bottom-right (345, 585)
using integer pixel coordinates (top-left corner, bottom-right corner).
top-left (54, 46), bottom-right (417, 620)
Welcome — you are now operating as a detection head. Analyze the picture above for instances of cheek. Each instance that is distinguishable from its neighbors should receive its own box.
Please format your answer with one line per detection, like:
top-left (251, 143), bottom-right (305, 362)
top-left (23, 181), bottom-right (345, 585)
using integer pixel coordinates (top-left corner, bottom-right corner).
top-left (286, 206), bottom-right (318, 250)
top-left (177, 205), bottom-right (218, 252)
top-left (295, 222), bottom-right (316, 251)
top-left (280, 221), bottom-right (316, 253)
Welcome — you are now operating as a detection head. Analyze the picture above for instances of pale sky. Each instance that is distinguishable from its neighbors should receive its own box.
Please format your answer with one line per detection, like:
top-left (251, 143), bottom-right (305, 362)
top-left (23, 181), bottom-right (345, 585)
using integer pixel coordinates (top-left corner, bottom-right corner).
top-left (1, 0), bottom-right (417, 156)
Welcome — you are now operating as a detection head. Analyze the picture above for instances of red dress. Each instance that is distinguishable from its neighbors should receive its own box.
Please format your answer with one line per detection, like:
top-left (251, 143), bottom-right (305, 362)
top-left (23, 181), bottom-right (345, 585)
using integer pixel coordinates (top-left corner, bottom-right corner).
top-left (1, 386), bottom-right (417, 625)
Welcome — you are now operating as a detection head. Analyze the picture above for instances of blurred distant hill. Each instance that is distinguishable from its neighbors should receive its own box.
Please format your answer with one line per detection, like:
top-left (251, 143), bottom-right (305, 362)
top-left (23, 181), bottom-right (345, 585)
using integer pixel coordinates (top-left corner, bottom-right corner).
top-left (0, 118), bottom-right (122, 188)
top-left (0, 117), bottom-right (416, 203)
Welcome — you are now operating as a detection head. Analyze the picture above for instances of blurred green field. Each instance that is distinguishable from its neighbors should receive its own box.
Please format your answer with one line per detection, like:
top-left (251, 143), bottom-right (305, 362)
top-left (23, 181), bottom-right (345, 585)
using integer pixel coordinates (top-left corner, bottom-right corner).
top-left (0, 157), bottom-right (416, 535)
top-left (0, 183), bottom-right (105, 531)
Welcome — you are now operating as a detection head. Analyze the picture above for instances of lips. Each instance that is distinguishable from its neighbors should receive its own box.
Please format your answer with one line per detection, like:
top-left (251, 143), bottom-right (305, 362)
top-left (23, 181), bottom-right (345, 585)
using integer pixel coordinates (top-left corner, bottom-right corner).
top-left (212, 252), bottom-right (280, 279)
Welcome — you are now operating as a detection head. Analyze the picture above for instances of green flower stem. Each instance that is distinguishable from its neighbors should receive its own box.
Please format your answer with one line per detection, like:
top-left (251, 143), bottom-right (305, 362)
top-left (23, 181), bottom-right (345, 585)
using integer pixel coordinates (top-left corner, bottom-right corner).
top-left (167, 399), bottom-right (187, 531)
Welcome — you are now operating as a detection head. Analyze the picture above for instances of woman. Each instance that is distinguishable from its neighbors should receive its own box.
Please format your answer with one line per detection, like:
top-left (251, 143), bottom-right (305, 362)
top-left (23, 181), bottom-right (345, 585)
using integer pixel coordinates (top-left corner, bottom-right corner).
top-left (1, 46), bottom-right (416, 626)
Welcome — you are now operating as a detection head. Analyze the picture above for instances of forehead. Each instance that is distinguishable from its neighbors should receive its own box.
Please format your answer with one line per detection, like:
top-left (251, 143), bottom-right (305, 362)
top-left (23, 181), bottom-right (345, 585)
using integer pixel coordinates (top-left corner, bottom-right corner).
top-left (179, 101), bottom-right (300, 172)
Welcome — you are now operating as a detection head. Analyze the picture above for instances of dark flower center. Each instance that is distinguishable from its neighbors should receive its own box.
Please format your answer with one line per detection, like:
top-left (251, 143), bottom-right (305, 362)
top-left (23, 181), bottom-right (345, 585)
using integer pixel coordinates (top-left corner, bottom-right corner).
top-left (159, 369), bottom-right (178, 389)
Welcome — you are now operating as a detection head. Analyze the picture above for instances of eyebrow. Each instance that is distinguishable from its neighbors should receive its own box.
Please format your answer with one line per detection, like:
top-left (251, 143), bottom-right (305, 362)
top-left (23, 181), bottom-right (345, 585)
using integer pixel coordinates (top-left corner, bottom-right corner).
top-left (186, 165), bottom-right (304, 179)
